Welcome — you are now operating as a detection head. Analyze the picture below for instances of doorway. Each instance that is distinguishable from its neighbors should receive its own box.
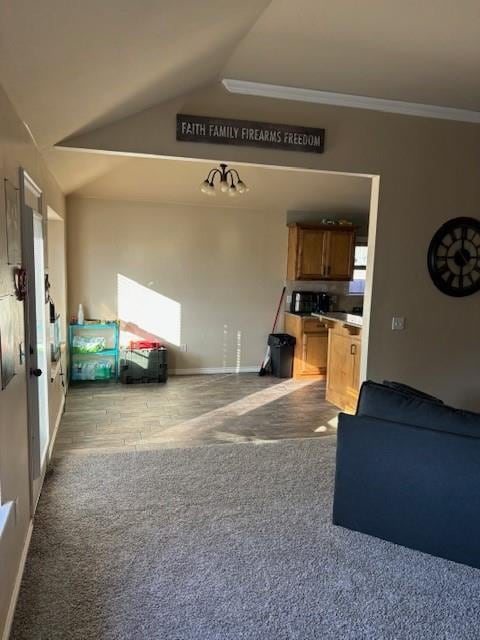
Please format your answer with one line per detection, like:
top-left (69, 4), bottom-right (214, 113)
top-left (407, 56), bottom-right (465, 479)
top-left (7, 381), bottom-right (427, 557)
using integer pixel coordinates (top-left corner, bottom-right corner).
top-left (19, 169), bottom-right (49, 513)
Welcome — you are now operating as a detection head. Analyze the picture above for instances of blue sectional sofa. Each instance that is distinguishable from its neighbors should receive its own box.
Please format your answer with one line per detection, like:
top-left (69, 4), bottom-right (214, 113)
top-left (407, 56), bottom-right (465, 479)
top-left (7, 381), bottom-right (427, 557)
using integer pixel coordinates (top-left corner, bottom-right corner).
top-left (332, 380), bottom-right (480, 568)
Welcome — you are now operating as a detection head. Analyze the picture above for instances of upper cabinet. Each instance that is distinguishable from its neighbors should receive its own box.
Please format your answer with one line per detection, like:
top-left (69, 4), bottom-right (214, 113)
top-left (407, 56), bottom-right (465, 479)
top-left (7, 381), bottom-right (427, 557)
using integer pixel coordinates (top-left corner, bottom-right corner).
top-left (287, 223), bottom-right (355, 281)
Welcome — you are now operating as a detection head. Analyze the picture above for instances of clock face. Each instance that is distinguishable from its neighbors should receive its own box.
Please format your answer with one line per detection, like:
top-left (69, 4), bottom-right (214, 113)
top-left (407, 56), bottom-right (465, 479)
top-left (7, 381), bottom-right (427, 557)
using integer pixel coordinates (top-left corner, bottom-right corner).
top-left (428, 217), bottom-right (480, 297)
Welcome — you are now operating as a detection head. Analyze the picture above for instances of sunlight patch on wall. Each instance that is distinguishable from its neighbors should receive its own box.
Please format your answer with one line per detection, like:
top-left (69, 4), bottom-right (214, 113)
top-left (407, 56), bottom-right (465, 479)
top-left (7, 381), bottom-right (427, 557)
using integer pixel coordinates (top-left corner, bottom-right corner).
top-left (223, 324), bottom-right (228, 369)
top-left (117, 274), bottom-right (181, 346)
top-left (236, 330), bottom-right (242, 373)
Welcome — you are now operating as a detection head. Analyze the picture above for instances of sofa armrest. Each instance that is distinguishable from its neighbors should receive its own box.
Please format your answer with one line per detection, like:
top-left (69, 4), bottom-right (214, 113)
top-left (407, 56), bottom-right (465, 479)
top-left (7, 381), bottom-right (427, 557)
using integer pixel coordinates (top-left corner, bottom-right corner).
top-left (333, 413), bottom-right (480, 568)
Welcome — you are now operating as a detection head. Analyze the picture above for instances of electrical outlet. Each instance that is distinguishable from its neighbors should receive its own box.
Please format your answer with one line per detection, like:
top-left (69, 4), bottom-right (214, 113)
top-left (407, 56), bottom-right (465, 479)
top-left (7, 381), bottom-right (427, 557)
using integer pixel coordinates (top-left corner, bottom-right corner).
top-left (180, 344), bottom-right (188, 352)
top-left (392, 317), bottom-right (405, 331)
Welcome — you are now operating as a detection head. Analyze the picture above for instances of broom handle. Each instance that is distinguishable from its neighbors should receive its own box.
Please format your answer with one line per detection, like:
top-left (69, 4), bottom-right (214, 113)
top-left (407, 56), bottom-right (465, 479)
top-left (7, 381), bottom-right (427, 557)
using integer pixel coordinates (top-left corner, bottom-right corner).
top-left (271, 286), bottom-right (287, 333)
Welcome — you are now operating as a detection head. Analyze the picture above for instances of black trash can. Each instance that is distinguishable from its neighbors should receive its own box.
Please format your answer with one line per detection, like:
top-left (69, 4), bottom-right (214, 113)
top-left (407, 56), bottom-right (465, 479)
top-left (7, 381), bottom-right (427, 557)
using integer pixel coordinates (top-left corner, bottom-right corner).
top-left (267, 333), bottom-right (296, 378)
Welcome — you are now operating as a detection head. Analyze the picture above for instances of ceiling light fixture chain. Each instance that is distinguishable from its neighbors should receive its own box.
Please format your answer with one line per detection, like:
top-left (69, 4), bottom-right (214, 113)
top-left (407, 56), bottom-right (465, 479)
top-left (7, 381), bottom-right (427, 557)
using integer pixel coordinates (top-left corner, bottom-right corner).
top-left (200, 163), bottom-right (249, 197)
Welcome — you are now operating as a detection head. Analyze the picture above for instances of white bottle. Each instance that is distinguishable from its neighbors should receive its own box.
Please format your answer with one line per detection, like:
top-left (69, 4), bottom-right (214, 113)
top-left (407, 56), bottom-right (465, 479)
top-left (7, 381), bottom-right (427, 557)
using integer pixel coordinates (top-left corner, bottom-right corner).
top-left (77, 304), bottom-right (84, 325)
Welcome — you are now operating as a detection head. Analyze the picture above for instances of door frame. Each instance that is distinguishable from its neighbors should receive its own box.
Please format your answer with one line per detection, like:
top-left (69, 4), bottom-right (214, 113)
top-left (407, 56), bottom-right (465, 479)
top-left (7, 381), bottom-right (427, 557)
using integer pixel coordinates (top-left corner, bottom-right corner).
top-left (19, 168), bottom-right (49, 515)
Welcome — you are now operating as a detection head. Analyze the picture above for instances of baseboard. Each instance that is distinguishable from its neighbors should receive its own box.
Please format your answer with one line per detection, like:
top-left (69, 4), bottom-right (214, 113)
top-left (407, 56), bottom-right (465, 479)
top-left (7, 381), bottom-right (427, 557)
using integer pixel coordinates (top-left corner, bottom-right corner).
top-left (48, 391), bottom-right (65, 462)
top-left (2, 520), bottom-right (33, 640)
top-left (172, 366), bottom-right (259, 375)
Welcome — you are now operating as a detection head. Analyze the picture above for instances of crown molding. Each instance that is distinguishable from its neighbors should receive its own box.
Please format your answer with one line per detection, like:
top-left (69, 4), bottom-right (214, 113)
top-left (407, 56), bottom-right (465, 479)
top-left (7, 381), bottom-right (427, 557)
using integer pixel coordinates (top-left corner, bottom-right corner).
top-left (222, 79), bottom-right (480, 124)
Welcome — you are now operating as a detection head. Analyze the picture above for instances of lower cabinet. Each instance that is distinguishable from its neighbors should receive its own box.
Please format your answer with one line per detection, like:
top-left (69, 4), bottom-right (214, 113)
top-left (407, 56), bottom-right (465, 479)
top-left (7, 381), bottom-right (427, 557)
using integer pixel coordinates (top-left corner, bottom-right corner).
top-left (284, 313), bottom-right (328, 378)
top-left (284, 313), bottom-right (362, 407)
top-left (300, 332), bottom-right (328, 375)
top-left (326, 324), bottom-right (362, 413)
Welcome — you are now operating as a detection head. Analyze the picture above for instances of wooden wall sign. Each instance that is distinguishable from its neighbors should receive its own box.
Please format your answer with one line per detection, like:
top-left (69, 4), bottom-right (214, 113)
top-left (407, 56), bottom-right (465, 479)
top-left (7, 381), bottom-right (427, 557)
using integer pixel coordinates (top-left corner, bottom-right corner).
top-left (176, 114), bottom-right (325, 154)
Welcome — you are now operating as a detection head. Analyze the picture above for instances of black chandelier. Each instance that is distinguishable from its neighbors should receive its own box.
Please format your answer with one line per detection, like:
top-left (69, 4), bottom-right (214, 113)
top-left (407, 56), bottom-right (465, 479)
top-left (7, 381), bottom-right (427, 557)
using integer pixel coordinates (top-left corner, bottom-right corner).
top-left (200, 163), bottom-right (249, 197)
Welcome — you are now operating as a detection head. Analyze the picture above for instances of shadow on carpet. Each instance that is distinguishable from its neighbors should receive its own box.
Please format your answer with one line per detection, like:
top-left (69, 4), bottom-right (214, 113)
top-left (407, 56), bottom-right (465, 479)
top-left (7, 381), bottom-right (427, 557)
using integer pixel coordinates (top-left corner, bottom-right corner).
top-left (11, 437), bottom-right (480, 639)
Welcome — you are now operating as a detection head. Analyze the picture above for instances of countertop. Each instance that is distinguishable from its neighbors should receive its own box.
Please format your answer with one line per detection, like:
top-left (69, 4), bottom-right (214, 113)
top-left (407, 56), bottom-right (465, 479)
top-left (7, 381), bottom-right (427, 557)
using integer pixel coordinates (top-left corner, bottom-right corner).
top-left (311, 312), bottom-right (363, 329)
top-left (284, 311), bottom-right (317, 317)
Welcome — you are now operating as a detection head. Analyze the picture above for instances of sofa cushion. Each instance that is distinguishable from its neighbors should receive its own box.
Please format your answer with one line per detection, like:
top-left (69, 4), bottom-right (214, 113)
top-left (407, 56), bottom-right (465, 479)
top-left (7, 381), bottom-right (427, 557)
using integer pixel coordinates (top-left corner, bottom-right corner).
top-left (357, 380), bottom-right (480, 439)
top-left (382, 380), bottom-right (443, 404)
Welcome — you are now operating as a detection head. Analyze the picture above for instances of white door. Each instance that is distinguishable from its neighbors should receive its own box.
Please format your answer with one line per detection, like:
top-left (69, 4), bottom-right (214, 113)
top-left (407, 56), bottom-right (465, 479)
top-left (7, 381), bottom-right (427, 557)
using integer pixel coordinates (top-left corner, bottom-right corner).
top-left (20, 170), bottom-right (49, 513)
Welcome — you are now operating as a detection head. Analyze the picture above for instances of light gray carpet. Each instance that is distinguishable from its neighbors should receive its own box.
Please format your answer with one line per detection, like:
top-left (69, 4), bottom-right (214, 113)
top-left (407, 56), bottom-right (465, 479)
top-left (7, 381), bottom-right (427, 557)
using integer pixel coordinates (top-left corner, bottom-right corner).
top-left (11, 437), bottom-right (480, 639)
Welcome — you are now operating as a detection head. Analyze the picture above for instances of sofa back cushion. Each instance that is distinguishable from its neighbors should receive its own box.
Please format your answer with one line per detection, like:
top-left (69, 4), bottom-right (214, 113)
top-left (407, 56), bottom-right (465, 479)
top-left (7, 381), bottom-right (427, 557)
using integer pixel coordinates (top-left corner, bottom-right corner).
top-left (382, 380), bottom-right (444, 404)
top-left (357, 381), bottom-right (480, 439)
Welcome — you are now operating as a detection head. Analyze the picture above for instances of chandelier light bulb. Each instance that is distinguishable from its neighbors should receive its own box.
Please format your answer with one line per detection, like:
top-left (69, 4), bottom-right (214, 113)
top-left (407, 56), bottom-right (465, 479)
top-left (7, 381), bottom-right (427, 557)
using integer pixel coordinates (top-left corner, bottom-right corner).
top-left (220, 180), bottom-right (229, 193)
top-left (228, 186), bottom-right (237, 197)
top-left (236, 181), bottom-right (247, 194)
top-left (200, 180), bottom-right (210, 194)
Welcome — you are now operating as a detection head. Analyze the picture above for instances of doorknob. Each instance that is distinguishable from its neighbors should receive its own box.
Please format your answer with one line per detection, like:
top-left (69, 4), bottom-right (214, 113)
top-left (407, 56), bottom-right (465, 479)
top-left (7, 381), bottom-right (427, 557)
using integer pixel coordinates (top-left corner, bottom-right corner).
top-left (30, 368), bottom-right (42, 377)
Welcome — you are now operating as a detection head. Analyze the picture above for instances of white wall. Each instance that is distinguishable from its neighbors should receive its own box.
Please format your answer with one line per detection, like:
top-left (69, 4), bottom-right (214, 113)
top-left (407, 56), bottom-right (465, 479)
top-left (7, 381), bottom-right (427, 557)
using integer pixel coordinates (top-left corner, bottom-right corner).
top-left (67, 197), bottom-right (287, 372)
top-left (0, 84), bottom-right (66, 638)
top-left (47, 216), bottom-right (67, 446)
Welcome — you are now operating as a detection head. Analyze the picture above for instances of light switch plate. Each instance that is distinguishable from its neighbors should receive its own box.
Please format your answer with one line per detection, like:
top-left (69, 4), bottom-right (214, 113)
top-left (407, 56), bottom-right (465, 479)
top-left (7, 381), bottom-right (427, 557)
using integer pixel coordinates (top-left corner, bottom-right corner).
top-left (286, 294), bottom-right (292, 305)
top-left (392, 317), bottom-right (405, 331)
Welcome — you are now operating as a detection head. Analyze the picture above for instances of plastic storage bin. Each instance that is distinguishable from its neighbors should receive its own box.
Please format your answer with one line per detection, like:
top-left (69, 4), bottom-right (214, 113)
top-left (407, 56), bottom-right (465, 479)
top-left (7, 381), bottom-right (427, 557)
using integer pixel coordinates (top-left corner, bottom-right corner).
top-left (267, 333), bottom-right (296, 378)
top-left (71, 359), bottom-right (113, 381)
top-left (120, 347), bottom-right (168, 384)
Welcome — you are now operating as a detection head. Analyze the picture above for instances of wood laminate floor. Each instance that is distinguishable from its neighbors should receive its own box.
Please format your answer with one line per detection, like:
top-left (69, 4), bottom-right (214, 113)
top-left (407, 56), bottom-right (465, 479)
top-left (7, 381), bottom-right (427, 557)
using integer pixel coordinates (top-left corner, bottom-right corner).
top-left (53, 373), bottom-right (338, 458)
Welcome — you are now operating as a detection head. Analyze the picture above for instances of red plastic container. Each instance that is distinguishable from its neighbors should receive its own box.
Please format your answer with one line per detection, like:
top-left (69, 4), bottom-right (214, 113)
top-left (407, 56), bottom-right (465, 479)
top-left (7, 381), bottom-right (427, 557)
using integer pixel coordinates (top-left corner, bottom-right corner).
top-left (128, 340), bottom-right (162, 350)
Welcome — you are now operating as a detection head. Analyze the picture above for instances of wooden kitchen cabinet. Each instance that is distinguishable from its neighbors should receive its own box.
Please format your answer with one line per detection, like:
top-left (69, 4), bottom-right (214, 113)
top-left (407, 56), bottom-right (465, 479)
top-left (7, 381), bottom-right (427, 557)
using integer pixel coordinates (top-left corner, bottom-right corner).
top-left (284, 313), bottom-right (328, 378)
top-left (286, 223), bottom-right (355, 281)
top-left (301, 332), bottom-right (328, 375)
top-left (326, 229), bottom-right (355, 280)
top-left (326, 323), bottom-right (362, 414)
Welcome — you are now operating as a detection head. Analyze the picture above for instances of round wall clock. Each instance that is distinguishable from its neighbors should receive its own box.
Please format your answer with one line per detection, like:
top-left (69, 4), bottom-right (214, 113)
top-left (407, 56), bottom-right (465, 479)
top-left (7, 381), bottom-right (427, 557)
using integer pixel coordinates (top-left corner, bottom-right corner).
top-left (428, 217), bottom-right (480, 297)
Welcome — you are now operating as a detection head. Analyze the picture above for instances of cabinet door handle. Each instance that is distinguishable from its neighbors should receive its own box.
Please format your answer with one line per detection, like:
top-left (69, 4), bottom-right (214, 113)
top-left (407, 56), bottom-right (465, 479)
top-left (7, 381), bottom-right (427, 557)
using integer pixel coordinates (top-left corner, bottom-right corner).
top-left (350, 344), bottom-right (357, 355)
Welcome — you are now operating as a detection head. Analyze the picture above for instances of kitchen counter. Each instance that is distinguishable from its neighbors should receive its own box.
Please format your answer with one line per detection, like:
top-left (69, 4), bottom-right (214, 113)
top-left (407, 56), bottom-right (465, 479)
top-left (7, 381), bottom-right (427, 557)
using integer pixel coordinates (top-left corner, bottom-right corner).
top-left (312, 312), bottom-right (363, 329)
top-left (314, 313), bottom-right (362, 413)
top-left (284, 311), bottom-right (319, 319)
top-left (285, 311), bottom-right (362, 412)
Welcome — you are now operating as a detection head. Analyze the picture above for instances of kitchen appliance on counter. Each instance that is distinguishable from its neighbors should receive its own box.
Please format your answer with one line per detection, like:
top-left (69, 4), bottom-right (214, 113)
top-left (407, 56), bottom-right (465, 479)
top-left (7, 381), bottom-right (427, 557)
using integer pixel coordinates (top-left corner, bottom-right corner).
top-left (290, 291), bottom-right (331, 315)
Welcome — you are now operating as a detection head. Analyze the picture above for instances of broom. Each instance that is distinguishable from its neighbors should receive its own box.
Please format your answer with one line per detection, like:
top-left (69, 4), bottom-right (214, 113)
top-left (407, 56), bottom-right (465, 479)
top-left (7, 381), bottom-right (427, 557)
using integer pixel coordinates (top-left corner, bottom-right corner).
top-left (259, 286), bottom-right (286, 376)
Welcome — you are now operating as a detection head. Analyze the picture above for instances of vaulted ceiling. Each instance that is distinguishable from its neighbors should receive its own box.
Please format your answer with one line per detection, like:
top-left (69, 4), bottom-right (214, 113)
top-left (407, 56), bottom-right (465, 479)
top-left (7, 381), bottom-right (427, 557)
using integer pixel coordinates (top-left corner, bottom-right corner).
top-left (225, 0), bottom-right (480, 110)
top-left (0, 0), bottom-right (270, 148)
top-left (1, 0), bottom-right (479, 197)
